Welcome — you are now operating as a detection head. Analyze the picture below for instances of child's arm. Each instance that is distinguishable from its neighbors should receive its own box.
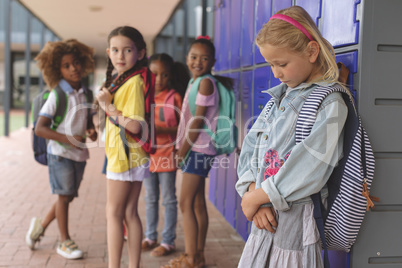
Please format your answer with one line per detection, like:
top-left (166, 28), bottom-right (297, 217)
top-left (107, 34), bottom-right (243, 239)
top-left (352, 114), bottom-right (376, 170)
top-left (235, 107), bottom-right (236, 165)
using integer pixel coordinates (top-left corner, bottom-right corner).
top-left (246, 182), bottom-right (278, 232)
top-left (35, 116), bottom-right (85, 149)
top-left (253, 207), bottom-right (277, 233)
top-left (241, 187), bottom-right (271, 221)
top-left (155, 125), bottom-right (178, 135)
top-left (176, 78), bottom-right (214, 164)
top-left (96, 87), bottom-right (142, 135)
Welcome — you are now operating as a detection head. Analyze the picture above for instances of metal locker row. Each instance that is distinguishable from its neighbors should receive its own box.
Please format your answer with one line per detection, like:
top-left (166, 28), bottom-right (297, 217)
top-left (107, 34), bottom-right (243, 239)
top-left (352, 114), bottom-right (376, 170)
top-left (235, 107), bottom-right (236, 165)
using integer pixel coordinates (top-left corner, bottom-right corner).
top-left (215, 0), bottom-right (361, 71)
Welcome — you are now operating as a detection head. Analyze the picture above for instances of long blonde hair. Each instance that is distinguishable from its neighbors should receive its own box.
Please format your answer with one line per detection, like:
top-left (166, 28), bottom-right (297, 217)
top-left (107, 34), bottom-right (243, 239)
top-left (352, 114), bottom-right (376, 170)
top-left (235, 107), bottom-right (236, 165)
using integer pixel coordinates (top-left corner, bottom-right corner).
top-left (256, 6), bottom-right (339, 85)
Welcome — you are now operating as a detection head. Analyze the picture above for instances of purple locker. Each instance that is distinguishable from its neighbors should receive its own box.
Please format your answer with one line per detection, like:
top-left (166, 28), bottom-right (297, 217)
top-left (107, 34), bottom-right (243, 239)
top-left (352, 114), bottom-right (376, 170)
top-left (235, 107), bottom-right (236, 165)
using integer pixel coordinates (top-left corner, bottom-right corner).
top-left (273, 0), bottom-right (292, 13)
top-left (253, 67), bottom-right (271, 118)
top-left (322, 0), bottom-right (360, 47)
top-left (214, 0), bottom-right (222, 72)
top-left (295, 0), bottom-right (322, 25)
top-left (230, 0), bottom-right (242, 69)
top-left (240, 71), bottom-right (253, 142)
top-left (326, 250), bottom-right (350, 268)
top-left (335, 51), bottom-right (358, 91)
top-left (208, 165), bottom-right (218, 206)
top-left (255, 0), bottom-right (272, 64)
top-left (220, 0), bottom-right (231, 71)
top-left (241, 0), bottom-right (254, 67)
top-left (224, 152), bottom-right (238, 228)
top-left (215, 155), bottom-right (227, 216)
top-left (236, 192), bottom-right (250, 241)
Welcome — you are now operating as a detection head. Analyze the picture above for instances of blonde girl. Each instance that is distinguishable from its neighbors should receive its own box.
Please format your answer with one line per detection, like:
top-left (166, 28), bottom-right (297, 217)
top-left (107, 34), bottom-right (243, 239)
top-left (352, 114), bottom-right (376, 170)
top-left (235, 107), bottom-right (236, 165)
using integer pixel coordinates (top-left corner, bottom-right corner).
top-left (236, 6), bottom-right (348, 267)
top-left (96, 26), bottom-right (151, 268)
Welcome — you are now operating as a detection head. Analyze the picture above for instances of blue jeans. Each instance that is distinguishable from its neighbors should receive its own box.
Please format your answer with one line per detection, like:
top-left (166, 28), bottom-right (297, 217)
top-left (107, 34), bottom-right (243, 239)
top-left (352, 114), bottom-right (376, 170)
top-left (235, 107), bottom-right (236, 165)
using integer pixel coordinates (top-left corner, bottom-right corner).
top-left (144, 171), bottom-right (177, 245)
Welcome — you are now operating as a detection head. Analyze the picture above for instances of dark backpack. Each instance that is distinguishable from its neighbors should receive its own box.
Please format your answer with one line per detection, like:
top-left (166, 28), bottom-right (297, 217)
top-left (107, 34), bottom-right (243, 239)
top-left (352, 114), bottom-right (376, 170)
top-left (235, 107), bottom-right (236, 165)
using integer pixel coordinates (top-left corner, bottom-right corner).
top-left (108, 67), bottom-right (156, 155)
top-left (31, 86), bottom-right (94, 166)
top-left (264, 83), bottom-right (377, 268)
top-left (31, 86), bottom-right (67, 165)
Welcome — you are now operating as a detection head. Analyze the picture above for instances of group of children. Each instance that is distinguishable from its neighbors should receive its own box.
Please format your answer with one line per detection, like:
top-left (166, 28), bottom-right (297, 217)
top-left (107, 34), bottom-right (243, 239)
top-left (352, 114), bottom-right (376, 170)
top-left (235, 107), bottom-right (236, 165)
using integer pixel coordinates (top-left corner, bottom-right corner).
top-left (25, 5), bottom-right (351, 268)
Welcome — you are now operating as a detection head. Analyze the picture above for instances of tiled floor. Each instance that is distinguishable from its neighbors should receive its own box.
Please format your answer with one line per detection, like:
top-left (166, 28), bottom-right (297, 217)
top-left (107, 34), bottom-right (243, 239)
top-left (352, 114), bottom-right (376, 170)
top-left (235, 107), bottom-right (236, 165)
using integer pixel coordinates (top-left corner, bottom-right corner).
top-left (0, 127), bottom-right (245, 267)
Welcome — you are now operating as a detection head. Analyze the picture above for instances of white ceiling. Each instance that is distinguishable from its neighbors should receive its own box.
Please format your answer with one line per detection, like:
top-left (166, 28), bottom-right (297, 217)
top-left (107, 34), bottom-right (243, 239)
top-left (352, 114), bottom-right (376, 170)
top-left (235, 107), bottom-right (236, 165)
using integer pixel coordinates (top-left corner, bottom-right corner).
top-left (19, 0), bottom-right (181, 58)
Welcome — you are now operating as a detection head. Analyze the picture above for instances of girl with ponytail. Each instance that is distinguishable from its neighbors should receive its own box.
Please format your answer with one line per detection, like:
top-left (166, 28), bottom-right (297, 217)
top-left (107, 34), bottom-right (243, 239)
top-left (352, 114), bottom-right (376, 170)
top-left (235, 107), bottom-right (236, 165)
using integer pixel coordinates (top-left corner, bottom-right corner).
top-left (96, 25), bottom-right (153, 268)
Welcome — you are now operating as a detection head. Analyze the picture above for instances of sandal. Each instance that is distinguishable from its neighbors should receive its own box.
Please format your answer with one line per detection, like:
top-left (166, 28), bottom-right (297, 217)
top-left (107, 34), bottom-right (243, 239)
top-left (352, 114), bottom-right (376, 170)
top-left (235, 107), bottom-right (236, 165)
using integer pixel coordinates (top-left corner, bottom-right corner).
top-left (162, 254), bottom-right (193, 268)
top-left (150, 244), bottom-right (175, 257)
top-left (141, 238), bottom-right (158, 251)
top-left (162, 254), bottom-right (204, 268)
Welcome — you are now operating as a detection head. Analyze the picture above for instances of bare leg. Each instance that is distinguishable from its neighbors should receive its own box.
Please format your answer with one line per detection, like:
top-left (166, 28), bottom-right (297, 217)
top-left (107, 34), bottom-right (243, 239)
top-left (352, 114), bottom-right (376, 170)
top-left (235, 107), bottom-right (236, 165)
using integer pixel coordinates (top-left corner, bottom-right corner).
top-left (41, 202), bottom-right (57, 230)
top-left (194, 179), bottom-right (208, 263)
top-left (106, 179), bottom-right (133, 268)
top-left (124, 181), bottom-right (143, 268)
top-left (179, 173), bottom-right (205, 265)
top-left (55, 195), bottom-right (74, 242)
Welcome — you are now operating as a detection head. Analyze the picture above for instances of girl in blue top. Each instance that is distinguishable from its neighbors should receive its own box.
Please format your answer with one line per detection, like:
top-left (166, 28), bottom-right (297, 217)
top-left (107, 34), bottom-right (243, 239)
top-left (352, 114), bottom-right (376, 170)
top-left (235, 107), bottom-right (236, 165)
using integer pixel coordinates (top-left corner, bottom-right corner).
top-left (236, 6), bottom-right (348, 267)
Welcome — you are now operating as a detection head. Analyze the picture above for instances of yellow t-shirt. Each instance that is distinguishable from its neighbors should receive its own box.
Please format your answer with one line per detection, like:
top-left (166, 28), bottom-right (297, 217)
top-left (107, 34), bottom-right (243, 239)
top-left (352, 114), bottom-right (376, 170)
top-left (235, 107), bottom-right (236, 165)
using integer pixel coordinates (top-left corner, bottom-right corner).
top-left (105, 75), bottom-right (149, 173)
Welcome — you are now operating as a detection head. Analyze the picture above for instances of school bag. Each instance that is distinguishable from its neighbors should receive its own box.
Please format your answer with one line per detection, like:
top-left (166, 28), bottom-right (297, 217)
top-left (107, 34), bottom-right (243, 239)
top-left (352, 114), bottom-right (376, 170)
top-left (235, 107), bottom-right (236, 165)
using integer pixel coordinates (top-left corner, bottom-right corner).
top-left (31, 86), bottom-right (93, 165)
top-left (264, 80), bottom-right (377, 268)
top-left (108, 67), bottom-right (156, 155)
top-left (163, 89), bottom-right (179, 142)
top-left (188, 74), bottom-right (238, 155)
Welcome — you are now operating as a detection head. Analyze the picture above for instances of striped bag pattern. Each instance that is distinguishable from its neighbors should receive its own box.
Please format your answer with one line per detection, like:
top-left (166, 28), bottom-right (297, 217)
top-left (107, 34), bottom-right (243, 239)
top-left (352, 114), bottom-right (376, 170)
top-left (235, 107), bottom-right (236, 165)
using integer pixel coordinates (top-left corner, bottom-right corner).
top-left (263, 84), bottom-right (376, 258)
top-left (296, 85), bottom-right (375, 254)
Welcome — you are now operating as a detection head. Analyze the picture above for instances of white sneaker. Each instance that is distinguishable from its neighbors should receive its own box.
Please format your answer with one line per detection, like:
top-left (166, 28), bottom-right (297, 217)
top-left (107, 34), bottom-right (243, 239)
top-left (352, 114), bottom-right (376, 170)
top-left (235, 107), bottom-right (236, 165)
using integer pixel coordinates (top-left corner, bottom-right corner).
top-left (25, 217), bottom-right (44, 250)
top-left (57, 239), bottom-right (83, 259)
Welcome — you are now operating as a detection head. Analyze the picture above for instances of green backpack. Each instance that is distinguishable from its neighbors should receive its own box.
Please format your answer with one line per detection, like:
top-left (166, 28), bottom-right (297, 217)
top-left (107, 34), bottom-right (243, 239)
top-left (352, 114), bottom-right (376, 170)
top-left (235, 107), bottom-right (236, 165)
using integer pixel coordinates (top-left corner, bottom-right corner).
top-left (188, 74), bottom-right (237, 155)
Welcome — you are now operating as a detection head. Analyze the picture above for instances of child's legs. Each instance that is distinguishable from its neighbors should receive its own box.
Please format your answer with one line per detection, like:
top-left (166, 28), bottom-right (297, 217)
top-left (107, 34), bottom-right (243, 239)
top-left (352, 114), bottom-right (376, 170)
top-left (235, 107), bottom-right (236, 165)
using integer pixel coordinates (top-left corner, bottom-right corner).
top-left (179, 172), bottom-right (205, 261)
top-left (194, 178), bottom-right (208, 254)
top-left (124, 181), bottom-right (143, 268)
top-left (159, 171), bottom-right (177, 245)
top-left (106, 179), bottom-right (132, 268)
top-left (144, 173), bottom-right (160, 241)
top-left (55, 195), bottom-right (74, 242)
top-left (46, 154), bottom-right (85, 241)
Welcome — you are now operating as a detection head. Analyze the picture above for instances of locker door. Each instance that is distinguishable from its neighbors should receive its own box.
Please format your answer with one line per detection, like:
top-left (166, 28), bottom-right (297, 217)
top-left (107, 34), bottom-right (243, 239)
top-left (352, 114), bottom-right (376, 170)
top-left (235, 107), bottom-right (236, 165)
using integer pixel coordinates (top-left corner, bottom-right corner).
top-left (208, 166), bottom-right (218, 206)
top-left (241, 0), bottom-right (255, 67)
top-left (224, 152), bottom-right (238, 228)
top-left (230, 0), bottom-right (242, 69)
top-left (295, 0), bottom-right (322, 25)
top-left (239, 71), bottom-right (253, 142)
top-left (273, 0), bottom-right (292, 13)
top-left (236, 191), bottom-right (250, 241)
top-left (352, 1), bottom-right (402, 267)
top-left (214, 0), bottom-right (222, 72)
top-left (335, 51), bottom-right (358, 99)
top-left (255, 0), bottom-right (272, 64)
top-left (253, 67), bottom-right (271, 118)
top-left (215, 155), bottom-right (227, 215)
top-left (220, 0), bottom-right (231, 71)
top-left (322, 0), bottom-right (360, 47)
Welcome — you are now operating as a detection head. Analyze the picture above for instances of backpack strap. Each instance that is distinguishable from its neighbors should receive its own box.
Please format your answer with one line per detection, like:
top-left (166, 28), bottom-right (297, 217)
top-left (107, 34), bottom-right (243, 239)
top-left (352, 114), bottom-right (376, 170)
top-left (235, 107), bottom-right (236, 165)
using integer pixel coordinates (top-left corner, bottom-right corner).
top-left (108, 67), bottom-right (156, 155)
top-left (188, 74), bottom-right (218, 135)
top-left (52, 85), bottom-right (68, 130)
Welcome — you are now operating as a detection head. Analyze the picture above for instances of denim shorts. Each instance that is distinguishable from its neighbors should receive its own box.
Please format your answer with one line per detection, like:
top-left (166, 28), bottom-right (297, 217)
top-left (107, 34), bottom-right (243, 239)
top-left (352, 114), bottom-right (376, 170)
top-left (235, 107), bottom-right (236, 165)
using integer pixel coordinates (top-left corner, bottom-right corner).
top-left (48, 154), bottom-right (86, 197)
top-left (181, 151), bottom-right (215, 177)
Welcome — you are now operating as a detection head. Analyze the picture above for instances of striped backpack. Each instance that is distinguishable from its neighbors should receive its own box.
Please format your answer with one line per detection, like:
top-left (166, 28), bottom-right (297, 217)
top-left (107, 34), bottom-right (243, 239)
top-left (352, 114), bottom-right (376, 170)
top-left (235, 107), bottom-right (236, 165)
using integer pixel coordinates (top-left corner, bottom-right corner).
top-left (265, 83), bottom-right (377, 267)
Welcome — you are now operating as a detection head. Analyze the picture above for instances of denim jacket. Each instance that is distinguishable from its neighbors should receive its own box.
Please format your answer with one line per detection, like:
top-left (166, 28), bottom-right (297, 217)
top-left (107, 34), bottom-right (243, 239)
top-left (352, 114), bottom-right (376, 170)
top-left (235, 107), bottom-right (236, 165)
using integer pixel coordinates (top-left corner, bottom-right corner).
top-left (236, 82), bottom-right (348, 211)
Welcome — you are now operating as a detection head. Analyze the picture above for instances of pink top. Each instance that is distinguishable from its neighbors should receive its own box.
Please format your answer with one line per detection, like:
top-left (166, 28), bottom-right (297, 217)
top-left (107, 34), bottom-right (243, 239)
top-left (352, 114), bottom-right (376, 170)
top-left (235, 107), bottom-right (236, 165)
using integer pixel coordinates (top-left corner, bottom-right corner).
top-left (176, 77), bottom-right (219, 155)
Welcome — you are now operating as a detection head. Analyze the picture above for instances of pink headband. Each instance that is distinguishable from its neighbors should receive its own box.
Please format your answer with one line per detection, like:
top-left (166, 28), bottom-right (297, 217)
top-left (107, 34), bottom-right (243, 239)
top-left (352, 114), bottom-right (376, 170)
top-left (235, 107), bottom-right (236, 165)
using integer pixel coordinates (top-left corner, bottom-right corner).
top-left (269, 14), bottom-right (313, 41)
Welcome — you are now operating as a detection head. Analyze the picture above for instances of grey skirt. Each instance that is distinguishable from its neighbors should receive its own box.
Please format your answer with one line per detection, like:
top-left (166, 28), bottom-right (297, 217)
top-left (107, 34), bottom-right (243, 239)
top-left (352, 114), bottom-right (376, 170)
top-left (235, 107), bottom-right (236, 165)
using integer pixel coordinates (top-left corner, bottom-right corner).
top-left (237, 203), bottom-right (324, 268)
